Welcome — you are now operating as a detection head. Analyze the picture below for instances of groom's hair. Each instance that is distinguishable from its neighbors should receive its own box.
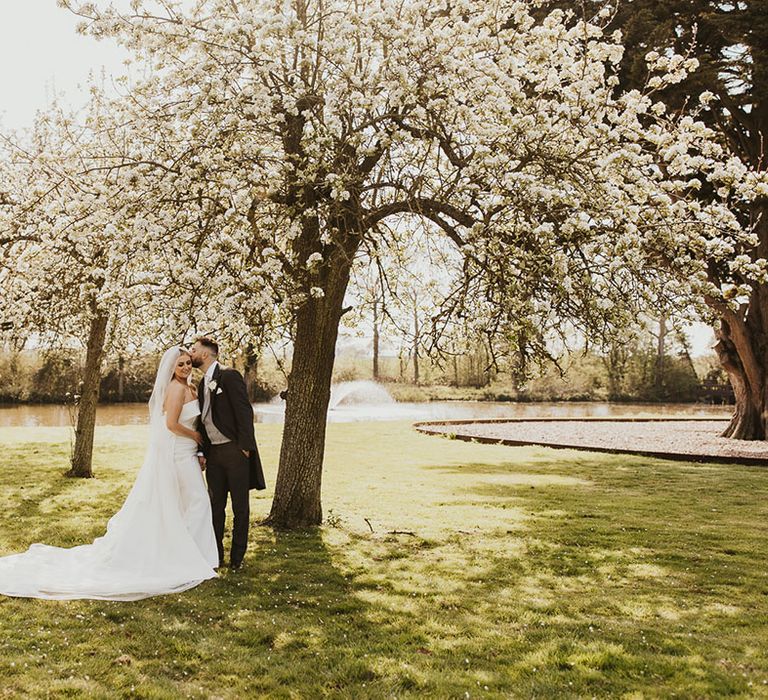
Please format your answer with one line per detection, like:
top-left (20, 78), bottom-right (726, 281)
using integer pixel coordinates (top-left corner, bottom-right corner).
top-left (196, 336), bottom-right (219, 357)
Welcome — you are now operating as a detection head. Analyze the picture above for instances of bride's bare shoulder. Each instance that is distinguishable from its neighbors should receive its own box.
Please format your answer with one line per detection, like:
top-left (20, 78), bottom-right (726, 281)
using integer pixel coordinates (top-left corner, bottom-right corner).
top-left (166, 381), bottom-right (186, 398)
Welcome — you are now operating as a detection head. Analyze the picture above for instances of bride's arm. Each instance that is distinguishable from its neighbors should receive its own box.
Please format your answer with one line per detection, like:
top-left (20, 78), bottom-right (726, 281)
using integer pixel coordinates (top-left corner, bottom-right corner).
top-left (165, 385), bottom-right (203, 443)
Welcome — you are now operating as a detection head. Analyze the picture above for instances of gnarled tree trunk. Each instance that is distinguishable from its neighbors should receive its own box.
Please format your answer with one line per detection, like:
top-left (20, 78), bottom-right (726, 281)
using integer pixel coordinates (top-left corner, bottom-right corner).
top-left (67, 310), bottom-right (109, 478)
top-left (265, 252), bottom-right (355, 528)
top-left (713, 323), bottom-right (765, 439)
top-left (713, 212), bottom-right (768, 440)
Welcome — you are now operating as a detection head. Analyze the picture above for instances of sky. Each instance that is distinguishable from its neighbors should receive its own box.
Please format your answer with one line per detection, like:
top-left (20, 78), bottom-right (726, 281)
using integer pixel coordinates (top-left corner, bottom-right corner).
top-left (0, 2), bottom-right (718, 357)
top-left (0, 2), bottom-right (129, 130)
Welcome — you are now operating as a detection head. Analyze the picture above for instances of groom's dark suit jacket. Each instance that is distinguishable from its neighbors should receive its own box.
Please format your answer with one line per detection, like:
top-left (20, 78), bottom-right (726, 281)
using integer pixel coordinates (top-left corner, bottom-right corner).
top-left (198, 364), bottom-right (266, 490)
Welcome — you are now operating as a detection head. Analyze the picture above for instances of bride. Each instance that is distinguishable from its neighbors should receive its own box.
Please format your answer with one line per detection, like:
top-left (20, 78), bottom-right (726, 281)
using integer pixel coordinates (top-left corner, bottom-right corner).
top-left (0, 347), bottom-right (219, 600)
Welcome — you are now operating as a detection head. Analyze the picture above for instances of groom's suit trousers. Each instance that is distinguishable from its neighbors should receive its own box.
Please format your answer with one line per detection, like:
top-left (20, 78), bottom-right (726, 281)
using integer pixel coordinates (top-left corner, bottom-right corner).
top-left (206, 442), bottom-right (250, 565)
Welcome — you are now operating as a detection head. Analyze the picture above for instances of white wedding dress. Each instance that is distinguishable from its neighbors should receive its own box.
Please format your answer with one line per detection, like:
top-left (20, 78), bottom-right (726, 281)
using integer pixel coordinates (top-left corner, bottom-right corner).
top-left (0, 348), bottom-right (219, 601)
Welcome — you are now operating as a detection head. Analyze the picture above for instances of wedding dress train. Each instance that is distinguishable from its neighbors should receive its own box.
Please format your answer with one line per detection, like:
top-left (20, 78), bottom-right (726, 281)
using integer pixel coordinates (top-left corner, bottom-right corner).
top-left (0, 349), bottom-right (219, 601)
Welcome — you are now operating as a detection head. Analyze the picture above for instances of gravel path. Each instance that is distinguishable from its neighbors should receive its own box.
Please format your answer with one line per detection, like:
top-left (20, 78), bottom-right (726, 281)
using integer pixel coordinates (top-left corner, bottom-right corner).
top-left (417, 418), bottom-right (768, 465)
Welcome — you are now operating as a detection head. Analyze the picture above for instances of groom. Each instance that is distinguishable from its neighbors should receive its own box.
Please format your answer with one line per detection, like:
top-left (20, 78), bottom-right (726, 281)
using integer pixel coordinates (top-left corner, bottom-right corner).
top-left (190, 337), bottom-right (265, 571)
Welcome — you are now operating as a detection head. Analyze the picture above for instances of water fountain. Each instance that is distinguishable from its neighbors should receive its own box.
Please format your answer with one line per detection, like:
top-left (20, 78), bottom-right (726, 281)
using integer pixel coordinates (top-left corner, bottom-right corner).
top-left (328, 380), bottom-right (395, 408)
top-left (247, 380), bottom-right (399, 423)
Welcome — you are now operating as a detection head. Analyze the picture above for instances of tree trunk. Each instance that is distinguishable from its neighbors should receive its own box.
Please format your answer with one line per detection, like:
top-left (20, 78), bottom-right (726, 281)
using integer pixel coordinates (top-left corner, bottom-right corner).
top-left (372, 297), bottom-right (380, 381)
top-left (713, 330), bottom-right (765, 439)
top-left (712, 211), bottom-right (768, 440)
top-left (654, 314), bottom-right (667, 399)
top-left (481, 341), bottom-right (491, 387)
top-left (265, 259), bottom-right (354, 528)
top-left (412, 303), bottom-right (420, 385)
top-left (603, 342), bottom-right (629, 401)
top-left (710, 290), bottom-right (767, 439)
top-left (117, 354), bottom-right (125, 402)
top-left (243, 343), bottom-right (260, 402)
top-left (67, 311), bottom-right (109, 478)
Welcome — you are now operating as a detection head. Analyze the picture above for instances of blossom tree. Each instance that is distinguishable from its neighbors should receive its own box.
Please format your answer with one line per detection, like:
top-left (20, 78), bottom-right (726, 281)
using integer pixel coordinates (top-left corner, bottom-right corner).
top-left (0, 90), bottom-right (237, 477)
top-left (0, 100), bottom-right (154, 476)
top-left (2, 83), bottom-right (279, 479)
top-left (65, 0), bottom-right (765, 526)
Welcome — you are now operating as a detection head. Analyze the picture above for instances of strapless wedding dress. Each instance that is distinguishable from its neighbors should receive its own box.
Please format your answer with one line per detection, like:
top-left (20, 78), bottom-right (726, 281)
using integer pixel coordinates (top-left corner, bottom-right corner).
top-left (172, 402), bottom-right (219, 561)
top-left (0, 401), bottom-right (219, 600)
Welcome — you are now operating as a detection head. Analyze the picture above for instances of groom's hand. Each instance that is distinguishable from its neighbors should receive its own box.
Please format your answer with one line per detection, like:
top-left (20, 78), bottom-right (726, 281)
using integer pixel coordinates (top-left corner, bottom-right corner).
top-left (198, 456), bottom-right (207, 471)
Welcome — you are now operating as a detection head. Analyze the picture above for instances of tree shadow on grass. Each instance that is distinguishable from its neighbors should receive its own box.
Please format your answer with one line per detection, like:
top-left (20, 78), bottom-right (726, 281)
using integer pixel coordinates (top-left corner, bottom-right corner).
top-left (432, 453), bottom-right (768, 698)
top-left (1, 444), bottom-right (765, 698)
top-left (425, 451), bottom-right (631, 477)
top-left (0, 444), bottom-right (87, 541)
top-left (0, 443), bottom-right (431, 696)
top-left (0, 528), bottom-right (431, 698)
top-left (0, 443), bottom-right (139, 548)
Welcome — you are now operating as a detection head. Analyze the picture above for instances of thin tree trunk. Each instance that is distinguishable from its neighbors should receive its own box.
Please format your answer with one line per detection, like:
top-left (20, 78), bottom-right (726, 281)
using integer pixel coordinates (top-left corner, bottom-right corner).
top-left (603, 342), bottom-right (628, 401)
top-left (372, 297), bottom-right (380, 381)
top-left (265, 259), bottom-right (353, 528)
top-left (243, 343), bottom-right (260, 402)
top-left (412, 302), bottom-right (420, 385)
top-left (67, 311), bottom-right (109, 478)
top-left (654, 314), bottom-right (667, 399)
top-left (117, 354), bottom-right (125, 402)
top-left (481, 341), bottom-right (490, 387)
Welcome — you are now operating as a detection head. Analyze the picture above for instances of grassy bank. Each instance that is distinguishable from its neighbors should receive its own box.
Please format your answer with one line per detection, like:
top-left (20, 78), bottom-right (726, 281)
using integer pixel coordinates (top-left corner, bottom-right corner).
top-left (384, 383), bottom-right (506, 402)
top-left (0, 422), bottom-right (766, 698)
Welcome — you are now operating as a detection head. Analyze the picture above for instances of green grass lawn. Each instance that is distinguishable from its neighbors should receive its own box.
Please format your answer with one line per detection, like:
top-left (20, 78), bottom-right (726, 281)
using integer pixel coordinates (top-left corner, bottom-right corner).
top-left (0, 421), bottom-right (766, 699)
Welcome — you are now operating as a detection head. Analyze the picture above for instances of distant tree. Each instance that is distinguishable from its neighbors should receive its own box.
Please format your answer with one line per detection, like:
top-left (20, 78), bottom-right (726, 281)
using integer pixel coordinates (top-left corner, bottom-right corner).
top-left (603, 339), bottom-right (634, 401)
top-left (345, 265), bottom-right (386, 381)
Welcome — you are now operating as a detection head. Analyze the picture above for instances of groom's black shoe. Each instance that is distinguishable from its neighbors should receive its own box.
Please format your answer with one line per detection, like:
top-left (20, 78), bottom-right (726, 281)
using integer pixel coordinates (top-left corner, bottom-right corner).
top-left (229, 560), bottom-right (243, 572)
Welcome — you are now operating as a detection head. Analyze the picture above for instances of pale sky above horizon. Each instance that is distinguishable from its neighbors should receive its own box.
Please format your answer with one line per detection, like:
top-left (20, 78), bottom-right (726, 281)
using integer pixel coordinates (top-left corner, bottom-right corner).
top-left (0, 2), bottom-right (718, 356)
top-left (0, 2), bottom-right (130, 130)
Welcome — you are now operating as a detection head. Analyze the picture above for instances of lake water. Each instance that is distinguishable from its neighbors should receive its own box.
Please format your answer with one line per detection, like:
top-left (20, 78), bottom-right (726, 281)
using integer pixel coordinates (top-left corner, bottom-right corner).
top-left (0, 399), bottom-right (732, 428)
